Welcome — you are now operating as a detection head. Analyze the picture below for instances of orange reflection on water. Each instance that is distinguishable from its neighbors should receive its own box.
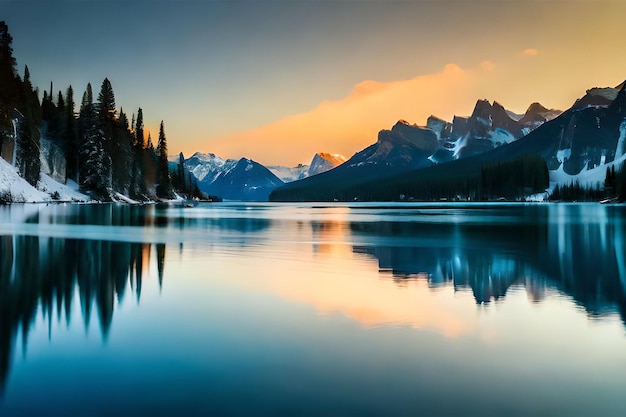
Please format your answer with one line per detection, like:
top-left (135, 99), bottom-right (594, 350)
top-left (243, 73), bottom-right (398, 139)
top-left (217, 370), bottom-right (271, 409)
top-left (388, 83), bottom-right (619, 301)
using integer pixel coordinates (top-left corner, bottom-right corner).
top-left (264, 270), bottom-right (474, 338)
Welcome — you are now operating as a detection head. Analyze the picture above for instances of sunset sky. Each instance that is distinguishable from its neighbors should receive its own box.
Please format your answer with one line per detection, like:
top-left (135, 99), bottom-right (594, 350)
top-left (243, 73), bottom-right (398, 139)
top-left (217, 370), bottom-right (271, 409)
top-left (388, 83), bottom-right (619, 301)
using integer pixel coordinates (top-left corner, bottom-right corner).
top-left (4, 0), bottom-right (626, 166)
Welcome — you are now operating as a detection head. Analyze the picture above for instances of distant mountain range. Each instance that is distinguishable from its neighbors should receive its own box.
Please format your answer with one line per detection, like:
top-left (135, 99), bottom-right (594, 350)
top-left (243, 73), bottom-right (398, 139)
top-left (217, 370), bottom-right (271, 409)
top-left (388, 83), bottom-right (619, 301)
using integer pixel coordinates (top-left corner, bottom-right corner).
top-left (271, 81), bottom-right (626, 202)
top-left (183, 151), bottom-right (345, 201)
top-left (180, 80), bottom-right (626, 202)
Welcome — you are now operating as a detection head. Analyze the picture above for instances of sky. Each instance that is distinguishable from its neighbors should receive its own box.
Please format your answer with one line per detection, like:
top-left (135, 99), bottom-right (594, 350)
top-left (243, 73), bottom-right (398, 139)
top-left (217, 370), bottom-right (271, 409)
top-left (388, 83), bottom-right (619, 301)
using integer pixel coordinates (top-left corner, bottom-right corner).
top-left (3, 0), bottom-right (626, 166)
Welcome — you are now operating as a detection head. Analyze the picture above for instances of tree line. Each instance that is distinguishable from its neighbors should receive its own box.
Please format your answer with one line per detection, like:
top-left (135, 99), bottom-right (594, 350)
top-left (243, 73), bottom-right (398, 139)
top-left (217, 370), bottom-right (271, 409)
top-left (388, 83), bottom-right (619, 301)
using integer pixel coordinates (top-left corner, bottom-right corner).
top-left (548, 163), bottom-right (626, 202)
top-left (0, 21), bottom-right (199, 201)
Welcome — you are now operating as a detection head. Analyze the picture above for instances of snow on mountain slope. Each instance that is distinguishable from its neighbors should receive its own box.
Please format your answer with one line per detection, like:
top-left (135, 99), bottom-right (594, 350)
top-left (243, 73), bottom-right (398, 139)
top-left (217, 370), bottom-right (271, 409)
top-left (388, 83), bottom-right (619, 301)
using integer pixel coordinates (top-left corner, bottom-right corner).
top-left (549, 153), bottom-right (626, 191)
top-left (0, 157), bottom-right (87, 202)
top-left (0, 158), bottom-right (48, 202)
top-left (185, 152), bottom-right (237, 184)
top-left (308, 152), bottom-right (346, 176)
top-left (268, 164), bottom-right (309, 183)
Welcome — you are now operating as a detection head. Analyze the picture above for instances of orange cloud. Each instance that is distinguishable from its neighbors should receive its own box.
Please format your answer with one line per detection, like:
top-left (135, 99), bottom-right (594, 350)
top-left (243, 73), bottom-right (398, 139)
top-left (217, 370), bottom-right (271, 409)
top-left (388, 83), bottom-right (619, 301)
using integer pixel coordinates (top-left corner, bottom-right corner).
top-left (480, 60), bottom-right (496, 72)
top-left (197, 63), bottom-right (477, 166)
top-left (522, 48), bottom-right (539, 56)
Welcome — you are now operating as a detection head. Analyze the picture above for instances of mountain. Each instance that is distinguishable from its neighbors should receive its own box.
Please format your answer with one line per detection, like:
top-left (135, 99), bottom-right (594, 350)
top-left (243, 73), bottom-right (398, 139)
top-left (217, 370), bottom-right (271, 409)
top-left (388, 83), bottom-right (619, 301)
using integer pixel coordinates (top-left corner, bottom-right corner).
top-left (429, 100), bottom-right (528, 162)
top-left (271, 81), bottom-right (625, 202)
top-left (271, 99), bottom-right (550, 200)
top-left (203, 158), bottom-right (284, 201)
top-left (184, 152), bottom-right (238, 188)
top-left (268, 152), bottom-right (346, 182)
top-left (184, 152), bottom-right (283, 201)
top-left (268, 164), bottom-right (309, 183)
top-left (308, 152), bottom-right (347, 176)
top-left (518, 102), bottom-right (561, 131)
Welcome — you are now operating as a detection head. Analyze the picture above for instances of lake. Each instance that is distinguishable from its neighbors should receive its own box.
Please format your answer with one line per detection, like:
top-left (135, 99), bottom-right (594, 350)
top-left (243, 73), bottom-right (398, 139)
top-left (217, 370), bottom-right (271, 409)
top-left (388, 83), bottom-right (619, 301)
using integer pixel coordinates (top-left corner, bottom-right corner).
top-left (0, 202), bottom-right (625, 416)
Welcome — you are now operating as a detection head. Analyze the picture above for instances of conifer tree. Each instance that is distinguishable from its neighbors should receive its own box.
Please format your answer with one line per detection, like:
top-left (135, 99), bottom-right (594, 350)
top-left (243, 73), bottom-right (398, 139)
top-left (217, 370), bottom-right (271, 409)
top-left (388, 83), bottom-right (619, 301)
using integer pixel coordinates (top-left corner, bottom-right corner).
top-left (173, 152), bottom-right (186, 193)
top-left (15, 65), bottom-right (41, 186)
top-left (78, 83), bottom-right (111, 199)
top-left (130, 107), bottom-right (147, 198)
top-left (112, 107), bottom-right (133, 193)
top-left (0, 21), bottom-right (21, 154)
top-left (156, 121), bottom-right (173, 198)
top-left (65, 85), bottom-right (79, 182)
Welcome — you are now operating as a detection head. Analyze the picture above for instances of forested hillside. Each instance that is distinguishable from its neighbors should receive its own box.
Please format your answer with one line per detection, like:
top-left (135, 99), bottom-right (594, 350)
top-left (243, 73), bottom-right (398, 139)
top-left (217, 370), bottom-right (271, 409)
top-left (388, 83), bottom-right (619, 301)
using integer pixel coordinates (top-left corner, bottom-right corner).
top-left (0, 21), bottom-right (196, 202)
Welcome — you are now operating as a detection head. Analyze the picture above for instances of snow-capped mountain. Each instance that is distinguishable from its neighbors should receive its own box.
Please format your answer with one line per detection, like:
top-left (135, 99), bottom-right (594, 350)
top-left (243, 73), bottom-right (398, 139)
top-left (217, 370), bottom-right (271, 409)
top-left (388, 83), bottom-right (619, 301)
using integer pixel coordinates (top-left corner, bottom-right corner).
top-left (308, 152), bottom-right (346, 176)
top-left (545, 83), bottom-right (626, 185)
top-left (268, 164), bottom-right (309, 183)
top-left (429, 100), bottom-right (527, 162)
top-left (184, 152), bottom-right (283, 201)
top-left (202, 158), bottom-right (284, 201)
top-left (267, 152), bottom-right (347, 182)
top-left (275, 98), bottom-right (555, 198)
top-left (270, 81), bottom-right (626, 202)
top-left (518, 102), bottom-right (561, 131)
top-left (184, 152), bottom-right (237, 186)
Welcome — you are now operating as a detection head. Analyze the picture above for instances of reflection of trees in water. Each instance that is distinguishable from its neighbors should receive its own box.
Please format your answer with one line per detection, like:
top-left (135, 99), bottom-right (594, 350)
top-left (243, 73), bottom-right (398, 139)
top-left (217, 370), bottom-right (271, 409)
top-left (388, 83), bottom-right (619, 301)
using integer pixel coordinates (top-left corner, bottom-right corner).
top-left (349, 216), bottom-right (626, 325)
top-left (0, 234), bottom-right (163, 394)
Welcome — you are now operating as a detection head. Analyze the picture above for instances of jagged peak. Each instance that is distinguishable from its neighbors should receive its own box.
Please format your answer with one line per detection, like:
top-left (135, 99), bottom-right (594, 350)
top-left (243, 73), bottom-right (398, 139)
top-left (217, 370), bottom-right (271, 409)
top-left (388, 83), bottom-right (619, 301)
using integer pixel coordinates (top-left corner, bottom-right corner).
top-left (585, 87), bottom-right (620, 101)
top-left (316, 152), bottom-right (346, 161)
top-left (427, 115), bottom-right (447, 124)
top-left (492, 101), bottom-right (506, 110)
top-left (190, 151), bottom-right (218, 159)
top-left (525, 102), bottom-right (550, 114)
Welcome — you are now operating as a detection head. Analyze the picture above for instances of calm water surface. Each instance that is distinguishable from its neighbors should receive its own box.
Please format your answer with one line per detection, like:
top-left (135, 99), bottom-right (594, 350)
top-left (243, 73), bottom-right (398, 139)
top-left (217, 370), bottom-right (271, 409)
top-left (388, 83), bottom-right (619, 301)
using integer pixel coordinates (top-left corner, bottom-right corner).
top-left (0, 202), bottom-right (625, 416)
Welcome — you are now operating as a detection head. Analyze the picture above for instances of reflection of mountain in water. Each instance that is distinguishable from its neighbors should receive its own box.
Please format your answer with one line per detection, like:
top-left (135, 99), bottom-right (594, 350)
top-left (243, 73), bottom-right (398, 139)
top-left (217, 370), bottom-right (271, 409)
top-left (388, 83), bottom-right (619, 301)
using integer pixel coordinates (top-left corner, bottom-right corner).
top-left (350, 210), bottom-right (626, 323)
top-left (0, 211), bottom-right (168, 395)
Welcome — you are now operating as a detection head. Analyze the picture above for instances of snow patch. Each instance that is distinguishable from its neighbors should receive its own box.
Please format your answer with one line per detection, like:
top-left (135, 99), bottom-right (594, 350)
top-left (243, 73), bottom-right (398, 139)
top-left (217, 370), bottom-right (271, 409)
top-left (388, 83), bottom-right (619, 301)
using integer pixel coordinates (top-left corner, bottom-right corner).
top-left (549, 153), bottom-right (626, 190)
top-left (0, 158), bottom-right (89, 203)
top-left (556, 148), bottom-right (571, 164)
top-left (616, 119), bottom-right (626, 159)
top-left (489, 128), bottom-right (515, 146)
top-left (451, 136), bottom-right (467, 159)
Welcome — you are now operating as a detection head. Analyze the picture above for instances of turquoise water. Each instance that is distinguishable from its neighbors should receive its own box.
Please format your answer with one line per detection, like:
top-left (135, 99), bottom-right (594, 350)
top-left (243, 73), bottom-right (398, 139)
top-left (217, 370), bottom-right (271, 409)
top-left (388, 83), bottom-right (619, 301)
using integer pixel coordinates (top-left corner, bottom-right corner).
top-left (1, 202), bottom-right (625, 416)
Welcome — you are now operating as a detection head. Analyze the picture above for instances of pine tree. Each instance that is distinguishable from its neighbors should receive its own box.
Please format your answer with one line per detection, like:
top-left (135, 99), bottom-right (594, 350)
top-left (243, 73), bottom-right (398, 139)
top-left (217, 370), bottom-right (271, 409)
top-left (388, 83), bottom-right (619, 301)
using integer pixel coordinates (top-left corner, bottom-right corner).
top-left (65, 85), bottom-right (79, 182)
top-left (0, 21), bottom-right (21, 156)
top-left (112, 107), bottom-right (133, 194)
top-left (15, 64), bottom-right (42, 186)
top-left (15, 110), bottom-right (41, 186)
top-left (156, 121), bottom-right (173, 198)
top-left (130, 107), bottom-right (147, 198)
top-left (78, 83), bottom-right (111, 199)
top-left (173, 152), bottom-right (186, 193)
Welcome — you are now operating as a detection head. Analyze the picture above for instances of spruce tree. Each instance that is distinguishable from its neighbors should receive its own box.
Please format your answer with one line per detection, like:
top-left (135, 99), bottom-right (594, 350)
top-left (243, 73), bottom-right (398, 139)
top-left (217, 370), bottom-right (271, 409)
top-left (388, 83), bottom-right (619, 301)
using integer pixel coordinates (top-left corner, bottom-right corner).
top-left (174, 152), bottom-right (185, 193)
top-left (112, 107), bottom-right (133, 194)
top-left (15, 110), bottom-right (41, 186)
top-left (156, 121), bottom-right (173, 198)
top-left (130, 107), bottom-right (147, 198)
top-left (65, 85), bottom-right (79, 182)
top-left (0, 21), bottom-right (21, 155)
top-left (78, 83), bottom-right (111, 199)
top-left (15, 64), bottom-right (41, 186)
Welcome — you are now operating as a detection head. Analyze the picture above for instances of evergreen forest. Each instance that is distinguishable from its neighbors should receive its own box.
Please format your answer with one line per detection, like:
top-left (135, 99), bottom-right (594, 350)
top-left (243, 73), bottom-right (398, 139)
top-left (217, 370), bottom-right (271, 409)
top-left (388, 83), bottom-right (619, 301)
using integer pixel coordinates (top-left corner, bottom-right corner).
top-left (0, 21), bottom-right (199, 202)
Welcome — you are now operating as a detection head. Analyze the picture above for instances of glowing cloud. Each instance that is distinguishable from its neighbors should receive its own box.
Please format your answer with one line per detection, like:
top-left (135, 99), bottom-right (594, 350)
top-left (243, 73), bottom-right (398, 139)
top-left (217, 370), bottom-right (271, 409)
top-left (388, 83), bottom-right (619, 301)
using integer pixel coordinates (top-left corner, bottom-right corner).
top-left (480, 60), bottom-right (496, 72)
top-left (522, 48), bottom-right (539, 56)
top-left (196, 57), bottom-right (578, 167)
top-left (198, 63), bottom-right (477, 166)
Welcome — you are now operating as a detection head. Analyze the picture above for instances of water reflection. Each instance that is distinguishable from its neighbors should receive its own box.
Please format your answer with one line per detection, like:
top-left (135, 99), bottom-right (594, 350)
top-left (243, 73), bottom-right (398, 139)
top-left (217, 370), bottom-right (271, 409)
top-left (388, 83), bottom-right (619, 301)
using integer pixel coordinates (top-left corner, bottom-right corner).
top-left (0, 205), bottom-right (167, 394)
top-left (2, 202), bottom-right (626, 405)
top-left (347, 205), bottom-right (626, 323)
